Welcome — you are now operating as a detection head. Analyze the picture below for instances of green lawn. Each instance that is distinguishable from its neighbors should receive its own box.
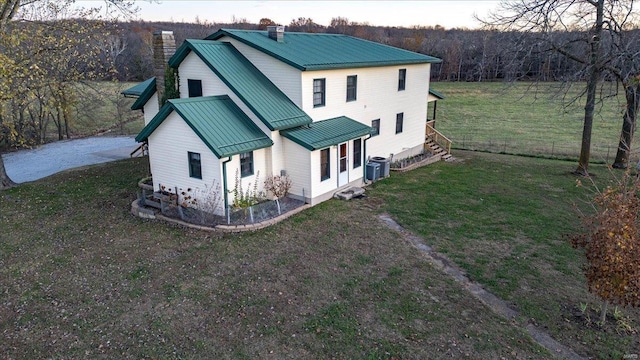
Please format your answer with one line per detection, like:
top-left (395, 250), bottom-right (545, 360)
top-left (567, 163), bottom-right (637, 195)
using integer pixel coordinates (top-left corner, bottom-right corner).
top-left (2, 80), bottom-right (638, 358)
top-left (432, 82), bottom-right (632, 162)
top-left (1, 154), bottom-right (638, 359)
top-left (370, 151), bottom-right (640, 358)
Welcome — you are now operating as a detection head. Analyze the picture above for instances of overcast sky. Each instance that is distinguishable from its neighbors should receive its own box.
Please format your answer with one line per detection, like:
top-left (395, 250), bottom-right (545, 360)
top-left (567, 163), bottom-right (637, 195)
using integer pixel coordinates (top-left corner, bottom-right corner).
top-left (76, 1), bottom-right (501, 29)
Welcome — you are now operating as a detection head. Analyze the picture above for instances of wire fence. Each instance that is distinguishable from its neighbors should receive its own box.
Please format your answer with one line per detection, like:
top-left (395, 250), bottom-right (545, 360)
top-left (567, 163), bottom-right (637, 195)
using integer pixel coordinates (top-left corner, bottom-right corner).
top-left (137, 187), bottom-right (305, 227)
top-left (454, 135), bottom-right (627, 164)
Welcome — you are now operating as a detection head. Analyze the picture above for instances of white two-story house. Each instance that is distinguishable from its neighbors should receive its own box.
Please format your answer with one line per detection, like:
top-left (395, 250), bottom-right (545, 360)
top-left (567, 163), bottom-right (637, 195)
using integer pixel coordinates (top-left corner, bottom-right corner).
top-left (125, 27), bottom-right (442, 216)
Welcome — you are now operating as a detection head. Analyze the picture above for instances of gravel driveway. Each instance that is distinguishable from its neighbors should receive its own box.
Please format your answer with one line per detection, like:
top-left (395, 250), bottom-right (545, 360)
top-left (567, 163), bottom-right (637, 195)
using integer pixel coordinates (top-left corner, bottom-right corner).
top-left (2, 136), bottom-right (140, 183)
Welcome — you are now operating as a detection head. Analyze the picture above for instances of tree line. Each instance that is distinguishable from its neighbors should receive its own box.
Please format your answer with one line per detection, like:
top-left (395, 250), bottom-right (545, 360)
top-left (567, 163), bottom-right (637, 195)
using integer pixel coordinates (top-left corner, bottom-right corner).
top-left (2, 14), bottom-right (635, 153)
top-left (113, 17), bottom-right (607, 83)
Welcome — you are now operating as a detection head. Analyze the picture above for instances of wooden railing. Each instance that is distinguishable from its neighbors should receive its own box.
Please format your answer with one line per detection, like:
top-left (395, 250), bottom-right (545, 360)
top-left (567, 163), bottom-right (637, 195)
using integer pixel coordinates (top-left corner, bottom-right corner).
top-left (425, 120), bottom-right (452, 155)
top-left (130, 142), bottom-right (147, 158)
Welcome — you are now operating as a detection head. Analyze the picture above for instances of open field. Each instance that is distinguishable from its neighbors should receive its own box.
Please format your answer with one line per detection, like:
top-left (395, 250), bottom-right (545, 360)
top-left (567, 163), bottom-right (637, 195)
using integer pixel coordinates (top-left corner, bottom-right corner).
top-left (1, 154), bottom-right (638, 358)
top-left (71, 82), bottom-right (145, 138)
top-left (433, 81), bottom-right (635, 163)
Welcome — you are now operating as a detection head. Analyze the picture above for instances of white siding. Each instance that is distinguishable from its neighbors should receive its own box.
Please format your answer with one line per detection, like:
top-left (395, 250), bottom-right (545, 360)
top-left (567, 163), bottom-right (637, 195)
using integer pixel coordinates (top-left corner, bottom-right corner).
top-left (224, 148), bottom-right (269, 207)
top-left (142, 93), bottom-right (159, 125)
top-left (217, 36), bottom-right (304, 106)
top-left (300, 64), bottom-right (431, 160)
top-left (270, 131), bottom-right (285, 177)
top-left (178, 53), bottom-right (225, 99)
top-left (148, 111), bottom-right (224, 214)
top-left (282, 139), bottom-right (311, 201)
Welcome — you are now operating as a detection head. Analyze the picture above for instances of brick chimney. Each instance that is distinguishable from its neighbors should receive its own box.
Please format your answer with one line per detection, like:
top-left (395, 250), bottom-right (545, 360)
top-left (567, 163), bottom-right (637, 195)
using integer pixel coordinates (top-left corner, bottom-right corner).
top-left (152, 30), bottom-right (177, 107)
top-left (267, 25), bottom-right (284, 42)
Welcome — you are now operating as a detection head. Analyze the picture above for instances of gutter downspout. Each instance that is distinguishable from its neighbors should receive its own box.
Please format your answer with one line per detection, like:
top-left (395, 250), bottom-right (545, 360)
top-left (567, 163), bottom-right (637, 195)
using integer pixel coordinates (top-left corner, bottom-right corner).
top-left (222, 156), bottom-right (232, 224)
top-left (363, 134), bottom-right (372, 184)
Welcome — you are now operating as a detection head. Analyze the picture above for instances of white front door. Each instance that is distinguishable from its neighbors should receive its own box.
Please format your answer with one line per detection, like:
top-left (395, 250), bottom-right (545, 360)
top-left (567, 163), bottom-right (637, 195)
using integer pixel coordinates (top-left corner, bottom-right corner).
top-left (338, 142), bottom-right (348, 186)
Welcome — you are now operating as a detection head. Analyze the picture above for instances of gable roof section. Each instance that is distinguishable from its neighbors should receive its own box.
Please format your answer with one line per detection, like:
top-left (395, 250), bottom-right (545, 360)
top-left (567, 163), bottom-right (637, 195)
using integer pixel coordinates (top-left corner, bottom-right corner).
top-left (169, 40), bottom-right (312, 131)
top-left (206, 29), bottom-right (442, 71)
top-left (122, 77), bottom-right (156, 110)
top-left (136, 95), bottom-right (273, 158)
top-left (281, 116), bottom-right (373, 151)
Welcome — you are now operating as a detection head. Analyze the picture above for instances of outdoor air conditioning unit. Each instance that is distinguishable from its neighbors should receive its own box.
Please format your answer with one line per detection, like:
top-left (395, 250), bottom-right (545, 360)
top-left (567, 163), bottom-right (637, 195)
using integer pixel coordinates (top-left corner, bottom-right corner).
top-left (366, 162), bottom-right (380, 181)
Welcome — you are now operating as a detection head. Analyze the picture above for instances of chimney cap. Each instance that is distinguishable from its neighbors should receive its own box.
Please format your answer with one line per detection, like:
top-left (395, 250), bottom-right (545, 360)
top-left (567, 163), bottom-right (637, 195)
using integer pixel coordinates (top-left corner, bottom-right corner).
top-left (267, 25), bottom-right (285, 33)
top-left (152, 30), bottom-right (174, 35)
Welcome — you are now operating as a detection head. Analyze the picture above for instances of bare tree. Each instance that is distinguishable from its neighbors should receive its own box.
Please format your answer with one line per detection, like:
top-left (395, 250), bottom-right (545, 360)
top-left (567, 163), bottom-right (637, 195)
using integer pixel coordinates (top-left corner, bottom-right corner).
top-left (483, 0), bottom-right (609, 176)
top-left (484, 0), bottom-right (640, 174)
top-left (0, 0), bottom-right (136, 190)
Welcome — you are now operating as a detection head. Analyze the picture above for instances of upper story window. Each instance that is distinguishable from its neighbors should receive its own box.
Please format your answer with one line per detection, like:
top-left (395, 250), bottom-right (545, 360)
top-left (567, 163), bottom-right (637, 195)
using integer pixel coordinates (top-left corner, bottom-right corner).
top-left (395, 113), bottom-right (404, 134)
top-left (313, 78), bottom-right (326, 107)
top-left (188, 79), bottom-right (203, 97)
top-left (320, 148), bottom-right (330, 181)
top-left (188, 151), bottom-right (202, 179)
top-left (353, 138), bottom-right (362, 168)
top-left (240, 151), bottom-right (254, 177)
top-left (398, 69), bottom-right (406, 91)
top-left (371, 119), bottom-right (380, 136)
top-left (346, 75), bottom-right (357, 102)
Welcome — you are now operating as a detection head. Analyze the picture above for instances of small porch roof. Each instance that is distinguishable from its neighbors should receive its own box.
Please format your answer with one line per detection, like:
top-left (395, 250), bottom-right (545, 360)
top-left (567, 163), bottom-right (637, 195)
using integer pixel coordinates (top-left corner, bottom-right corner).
top-left (428, 88), bottom-right (446, 100)
top-left (281, 116), bottom-right (374, 151)
top-left (122, 77), bottom-right (156, 110)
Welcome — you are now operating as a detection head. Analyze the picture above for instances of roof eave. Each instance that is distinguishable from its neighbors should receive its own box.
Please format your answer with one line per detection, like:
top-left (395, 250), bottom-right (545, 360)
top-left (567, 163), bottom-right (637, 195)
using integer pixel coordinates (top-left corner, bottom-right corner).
top-left (217, 139), bottom-right (274, 158)
top-left (135, 101), bottom-right (172, 142)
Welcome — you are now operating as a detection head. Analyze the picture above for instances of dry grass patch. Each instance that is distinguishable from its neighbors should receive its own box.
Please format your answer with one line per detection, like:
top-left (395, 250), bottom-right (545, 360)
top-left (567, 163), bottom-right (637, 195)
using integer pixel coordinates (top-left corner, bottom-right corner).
top-left (0, 157), bottom-right (549, 359)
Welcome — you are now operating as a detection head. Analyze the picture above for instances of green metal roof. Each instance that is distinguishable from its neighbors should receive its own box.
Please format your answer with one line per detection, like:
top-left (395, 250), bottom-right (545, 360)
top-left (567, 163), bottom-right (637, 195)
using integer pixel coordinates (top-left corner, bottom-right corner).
top-left (429, 88), bottom-right (446, 100)
top-left (206, 29), bottom-right (442, 71)
top-left (135, 95), bottom-right (273, 158)
top-left (280, 116), bottom-right (374, 151)
top-left (168, 39), bottom-right (311, 131)
top-left (122, 77), bottom-right (156, 110)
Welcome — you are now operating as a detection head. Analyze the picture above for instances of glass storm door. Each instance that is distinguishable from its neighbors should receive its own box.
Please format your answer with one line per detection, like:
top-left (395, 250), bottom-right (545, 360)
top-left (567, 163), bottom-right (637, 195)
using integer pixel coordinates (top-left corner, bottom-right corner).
top-left (338, 142), bottom-right (348, 186)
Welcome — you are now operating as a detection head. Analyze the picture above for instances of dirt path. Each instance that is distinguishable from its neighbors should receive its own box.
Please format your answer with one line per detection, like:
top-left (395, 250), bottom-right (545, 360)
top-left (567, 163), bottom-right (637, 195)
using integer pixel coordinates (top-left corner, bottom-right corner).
top-left (2, 136), bottom-right (138, 183)
top-left (378, 213), bottom-right (586, 360)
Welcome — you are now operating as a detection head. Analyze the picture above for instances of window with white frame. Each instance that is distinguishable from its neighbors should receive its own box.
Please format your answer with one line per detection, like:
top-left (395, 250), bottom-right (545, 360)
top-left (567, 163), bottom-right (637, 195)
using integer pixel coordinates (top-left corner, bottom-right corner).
top-left (398, 69), bottom-right (406, 91)
top-left (346, 75), bottom-right (357, 102)
top-left (313, 78), bottom-right (326, 107)
top-left (240, 152), bottom-right (254, 177)
top-left (395, 113), bottom-right (404, 134)
top-left (320, 148), bottom-right (330, 180)
top-left (188, 151), bottom-right (202, 179)
top-left (371, 119), bottom-right (380, 136)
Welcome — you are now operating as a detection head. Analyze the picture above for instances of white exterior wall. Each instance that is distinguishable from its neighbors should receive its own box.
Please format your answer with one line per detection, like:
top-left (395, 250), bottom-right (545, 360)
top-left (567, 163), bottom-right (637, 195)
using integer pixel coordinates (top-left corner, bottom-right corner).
top-left (282, 139), bottom-right (311, 202)
top-left (142, 93), bottom-right (159, 125)
top-left (217, 36), bottom-right (303, 106)
top-left (300, 64), bottom-right (431, 160)
top-left (148, 111), bottom-right (224, 214)
top-left (270, 131), bottom-right (286, 177)
top-left (224, 148), bottom-right (269, 207)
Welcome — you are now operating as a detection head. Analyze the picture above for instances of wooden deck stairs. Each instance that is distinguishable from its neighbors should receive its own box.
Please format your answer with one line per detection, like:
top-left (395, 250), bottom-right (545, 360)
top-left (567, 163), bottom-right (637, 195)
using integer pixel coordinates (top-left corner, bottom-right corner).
top-left (425, 137), bottom-right (453, 161)
top-left (425, 120), bottom-right (454, 162)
